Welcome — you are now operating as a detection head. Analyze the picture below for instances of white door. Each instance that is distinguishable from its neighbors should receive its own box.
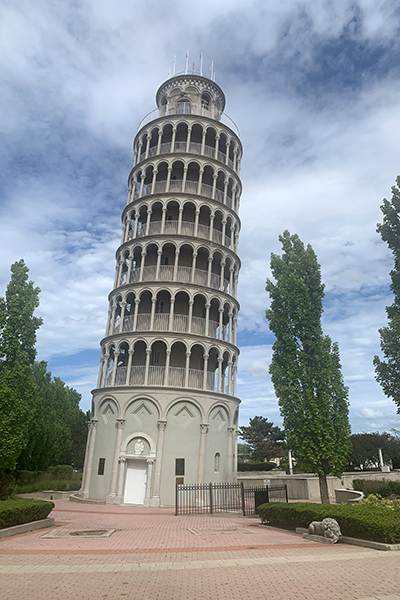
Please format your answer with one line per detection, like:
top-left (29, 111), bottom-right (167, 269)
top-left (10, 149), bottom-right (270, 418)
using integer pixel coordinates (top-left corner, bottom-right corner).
top-left (124, 460), bottom-right (147, 504)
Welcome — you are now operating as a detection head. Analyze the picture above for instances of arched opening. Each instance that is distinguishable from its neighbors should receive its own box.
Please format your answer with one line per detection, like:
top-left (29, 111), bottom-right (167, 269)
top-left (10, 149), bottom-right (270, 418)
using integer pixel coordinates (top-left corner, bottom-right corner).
top-left (105, 344), bottom-right (116, 386)
top-left (130, 246), bottom-right (143, 283)
top-left (160, 242), bottom-right (176, 281)
top-left (160, 124), bottom-right (173, 152)
top-left (137, 205), bottom-right (148, 238)
top-left (219, 132), bottom-right (228, 163)
top-left (148, 128), bottom-right (159, 157)
top-left (164, 200), bottom-right (180, 236)
top-left (213, 210), bottom-right (223, 245)
top-left (186, 161), bottom-right (200, 195)
top-left (115, 342), bottom-right (129, 385)
top-left (170, 160), bottom-right (184, 193)
top-left (197, 205), bottom-right (211, 240)
top-left (123, 292), bottom-right (136, 332)
top-left (154, 290), bottom-right (171, 331)
top-left (143, 243), bottom-right (158, 282)
top-left (181, 201), bottom-right (196, 236)
top-left (201, 92), bottom-right (211, 110)
top-left (175, 122), bottom-right (188, 152)
top-left (169, 341), bottom-right (187, 386)
top-left (148, 340), bottom-right (167, 385)
top-left (192, 293), bottom-right (206, 335)
top-left (207, 347), bottom-right (219, 391)
top-left (130, 340), bottom-right (147, 385)
top-left (202, 165), bottom-right (214, 197)
top-left (137, 290), bottom-right (152, 331)
top-left (215, 171), bottom-right (225, 203)
top-left (204, 127), bottom-right (216, 158)
top-left (174, 290), bottom-right (189, 331)
top-left (149, 201), bottom-right (163, 235)
top-left (176, 98), bottom-right (191, 115)
top-left (211, 251), bottom-right (222, 290)
top-left (195, 247), bottom-right (209, 286)
top-left (189, 123), bottom-right (203, 152)
top-left (189, 344), bottom-right (205, 389)
top-left (113, 295), bottom-right (123, 333)
top-left (177, 243), bottom-right (193, 283)
top-left (209, 297), bottom-right (220, 339)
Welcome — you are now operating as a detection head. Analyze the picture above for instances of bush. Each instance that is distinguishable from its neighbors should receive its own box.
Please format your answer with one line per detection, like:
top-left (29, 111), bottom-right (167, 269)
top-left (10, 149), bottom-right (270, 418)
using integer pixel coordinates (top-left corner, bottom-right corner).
top-left (0, 499), bottom-right (54, 529)
top-left (54, 465), bottom-right (74, 478)
top-left (14, 476), bottom-right (82, 494)
top-left (0, 474), bottom-right (16, 500)
top-left (238, 462), bottom-right (276, 472)
top-left (257, 501), bottom-right (400, 544)
top-left (353, 479), bottom-right (400, 497)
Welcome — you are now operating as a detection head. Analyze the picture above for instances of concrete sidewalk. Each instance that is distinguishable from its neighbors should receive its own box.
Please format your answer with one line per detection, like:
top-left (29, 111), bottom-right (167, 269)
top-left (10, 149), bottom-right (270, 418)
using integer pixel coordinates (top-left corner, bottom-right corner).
top-left (0, 500), bottom-right (399, 599)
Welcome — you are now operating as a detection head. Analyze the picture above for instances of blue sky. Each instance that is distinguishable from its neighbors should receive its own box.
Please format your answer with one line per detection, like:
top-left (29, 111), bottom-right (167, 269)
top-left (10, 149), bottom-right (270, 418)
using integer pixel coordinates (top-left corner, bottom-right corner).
top-left (1, 0), bottom-right (400, 433)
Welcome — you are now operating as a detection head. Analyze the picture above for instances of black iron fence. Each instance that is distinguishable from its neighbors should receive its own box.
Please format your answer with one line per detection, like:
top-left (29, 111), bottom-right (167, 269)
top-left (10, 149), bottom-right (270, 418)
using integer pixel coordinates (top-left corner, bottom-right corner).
top-left (175, 482), bottom-right (288, 516)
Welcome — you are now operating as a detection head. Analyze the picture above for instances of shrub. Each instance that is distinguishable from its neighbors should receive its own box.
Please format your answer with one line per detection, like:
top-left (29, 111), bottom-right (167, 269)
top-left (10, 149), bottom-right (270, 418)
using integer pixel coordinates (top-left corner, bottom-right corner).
top-left (14, 476), bottom-right (82, 494)
top-left (353, 479), bottom-right (400, 497)
top-left (0, 474), bottom-right (16, 500)
top-left (0, 499), bottom-right (54, 529)
top-left (238, 462), bottom-right (276, 472)
top-left (257, 502), bottom-right (400, 544)
top-left (54, 465), bottom-right (74, 477)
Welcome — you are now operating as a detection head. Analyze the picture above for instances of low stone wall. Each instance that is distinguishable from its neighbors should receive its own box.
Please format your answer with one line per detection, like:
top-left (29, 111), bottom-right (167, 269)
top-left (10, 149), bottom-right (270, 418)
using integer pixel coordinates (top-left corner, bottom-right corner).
top-left (237, 470), bottom-right (400, 500)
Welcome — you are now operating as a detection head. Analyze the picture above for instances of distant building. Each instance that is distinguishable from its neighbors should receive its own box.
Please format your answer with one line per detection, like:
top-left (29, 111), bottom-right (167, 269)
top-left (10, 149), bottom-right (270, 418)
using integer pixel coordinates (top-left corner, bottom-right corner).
top-left (80, 71), bottom-right (243, 505)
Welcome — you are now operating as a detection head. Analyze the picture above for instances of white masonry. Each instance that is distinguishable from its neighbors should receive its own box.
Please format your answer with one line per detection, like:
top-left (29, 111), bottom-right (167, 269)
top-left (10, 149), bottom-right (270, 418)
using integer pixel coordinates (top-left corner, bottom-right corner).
top-left (81, 71), bottom-right (243, 506)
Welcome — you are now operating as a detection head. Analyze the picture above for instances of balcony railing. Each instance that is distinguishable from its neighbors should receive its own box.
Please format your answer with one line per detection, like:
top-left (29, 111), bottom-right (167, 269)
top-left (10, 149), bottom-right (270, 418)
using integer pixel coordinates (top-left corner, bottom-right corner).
top-left (140, 142), bottom-right (235, 171)
top-left (138, 104), bottom-right (240, 138)
top-left (130, 220), bottom-right (232, 249)
top-left (112, 313), bottom-right (229, 341)
top-left (128, 265), bottom-right (230, 291)
top-left (105, 365), bottom-right (228, 393)
top-left (133, 180), bottom-right (232, 208)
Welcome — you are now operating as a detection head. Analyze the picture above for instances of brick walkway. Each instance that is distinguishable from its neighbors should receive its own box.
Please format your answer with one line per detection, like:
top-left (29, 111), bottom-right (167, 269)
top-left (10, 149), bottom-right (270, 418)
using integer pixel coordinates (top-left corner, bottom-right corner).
top-left (0, 500), bottom-right (399, 599)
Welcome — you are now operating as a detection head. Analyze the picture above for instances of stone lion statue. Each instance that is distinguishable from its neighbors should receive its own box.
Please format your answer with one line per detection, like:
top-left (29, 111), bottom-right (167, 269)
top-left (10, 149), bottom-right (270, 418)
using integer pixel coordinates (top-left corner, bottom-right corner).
top-left (308, 518), bottom-right (341, 543)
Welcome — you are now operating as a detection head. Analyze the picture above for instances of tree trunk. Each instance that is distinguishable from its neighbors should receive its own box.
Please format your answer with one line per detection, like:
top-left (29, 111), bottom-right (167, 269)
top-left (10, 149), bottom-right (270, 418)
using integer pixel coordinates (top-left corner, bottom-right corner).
top-left (318, 473), bottom-right (330, 504)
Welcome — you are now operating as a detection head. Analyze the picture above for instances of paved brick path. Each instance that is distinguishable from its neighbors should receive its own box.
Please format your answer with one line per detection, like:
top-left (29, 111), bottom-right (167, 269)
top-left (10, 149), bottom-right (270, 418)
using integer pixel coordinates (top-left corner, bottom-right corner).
top-left (0, 500), bottom-right (399, 599)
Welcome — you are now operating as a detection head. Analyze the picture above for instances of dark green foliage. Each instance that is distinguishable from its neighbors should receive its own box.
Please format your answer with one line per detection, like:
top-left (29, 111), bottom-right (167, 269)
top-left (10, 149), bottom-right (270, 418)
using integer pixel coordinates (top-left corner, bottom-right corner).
top-left (353, 479), bottom-right (400, 497)
top-left (0, 261), bottom-right (42, 471)
top-left (239, 416), bottom-right (285, 461)
top-left (237, 462), bottom-right (276, 472)
top-left (17, 363), bottom-right (89, 471)
top-left (374, 177), bottom-right (400, 411)
top-left (14, 477), bottom-right (82, 494)
top-left (0, 473), bottom-right (15, 500)
top-left (257, 502), bottom-right (400, 544)
top-left (54, 465), bottom-right (73, 478)
top-left (265, 231), bottom-right (351, 503)
top-left (348, 432), bottom-right (400, 470)
top-left (0, 499), bottom-right (54, 529)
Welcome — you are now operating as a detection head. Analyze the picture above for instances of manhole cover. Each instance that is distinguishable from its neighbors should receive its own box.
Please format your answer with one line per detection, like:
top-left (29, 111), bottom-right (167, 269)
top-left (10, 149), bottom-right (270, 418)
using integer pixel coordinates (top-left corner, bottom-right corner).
top-left (42, 529), bottom-right (116, 538)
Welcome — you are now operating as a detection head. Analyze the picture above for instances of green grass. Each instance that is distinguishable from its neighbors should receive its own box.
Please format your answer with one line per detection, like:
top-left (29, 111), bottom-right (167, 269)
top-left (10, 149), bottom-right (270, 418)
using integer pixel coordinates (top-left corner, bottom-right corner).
top-left (15, 477), bottom-right (82, 494)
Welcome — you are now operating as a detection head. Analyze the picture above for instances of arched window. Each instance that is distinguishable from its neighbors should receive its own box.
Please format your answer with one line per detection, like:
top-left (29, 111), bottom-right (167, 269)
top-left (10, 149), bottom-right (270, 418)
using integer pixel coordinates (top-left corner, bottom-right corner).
top-left (214, 452), bottom-right (220, 472)
top-left (176, 99), bottom-right (191, 115)
top-left (201, 93), bottom-right (210, 110)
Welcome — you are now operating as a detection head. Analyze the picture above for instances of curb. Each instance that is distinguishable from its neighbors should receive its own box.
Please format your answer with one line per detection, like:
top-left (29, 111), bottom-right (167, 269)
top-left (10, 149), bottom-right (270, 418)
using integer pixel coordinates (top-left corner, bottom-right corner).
top-left (69, 494), bottom-right (106, 505)
top-left (295, 527), bottom-right (400, 551)
top-left (0, 518), bottom-right (54, 539)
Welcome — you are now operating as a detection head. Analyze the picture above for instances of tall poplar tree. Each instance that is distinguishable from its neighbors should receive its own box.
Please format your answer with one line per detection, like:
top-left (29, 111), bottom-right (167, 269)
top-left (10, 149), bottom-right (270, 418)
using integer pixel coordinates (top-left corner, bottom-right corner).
top-left (373, 176), bottom-right (400, 411)
top-left (265, 231), bottom-right (350, 503)
top-left (0, 260), bottom-right (43, 471)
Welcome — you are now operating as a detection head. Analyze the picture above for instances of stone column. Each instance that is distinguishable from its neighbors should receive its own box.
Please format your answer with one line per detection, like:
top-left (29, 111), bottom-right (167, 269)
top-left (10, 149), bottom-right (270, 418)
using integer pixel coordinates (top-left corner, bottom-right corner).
top-left (82, 419), bottom-right (98, 498)
top-left (214, 134), bottom-right (220, 160)
top-left (197, 167), bottom-right (204, 195)
top-left (187, 299), bottom-right (194, 334)
top-left (186, 126), bottom-right (192, 153)
top-left (163, 349), bottom-right (171, 386)
top-left (144, 134), bottom-right (151, 159)
top-left (150, 297), bottom-right (156, 330)
top-left (155, 250), bottom-right (162, 280)
top-left (118, 302), bottom-right (126, 334)
top-left (132, 209), bottom-right (139, 239)
top-left (139, 251), bottom-right (146, 281)
top-left (217, 357), bottom-right (223, 393)
top-left (144, 459), bottom-right (154, 507)
top-left (184, 351), bottom-right (190, 387)
top-left (219, 261), bottom-right (225, 291)
top-left (182, 167), bottom-right (188, 194)
top-left (100, 354), bottom-right (109, 387)
top-left (171, 126), bottom-right (177, 152)
top-left (194, 208), bottom-right (200, 237)
top-left (106, 419), bottom-right (125, 504)
top-left (225, 141), bottom-right (231, 166)
top-left (205, 302), bottom-right (210, 336)
top-left (177, 206), bottom-right (183, 234)
top-left (202, 354), bottom-right (209, 389)
top-left (110, 351), bottom-right (118, 386)
top-left (133, 299), bottom-right (140, 330)
top-left (233, 430), bottom-right (239, 481)
top-left (173, 249), bottom-right (179, 281)
top-left (144, 349), bottom-right (151, 385)
top-left (97, 355), bottom-right (105, 387)
top-left (227, 361), bottom-right (233, 395)
top-left (212, 174), bottom-right (217, 200)
top-left (197, 424), bottom-right (209, 484)
top-left (218, 308), bottom-right (224, 340)
top-left (125, 350), bottom-right (134, 385)
top-left (201, 129), bottom-right (206, 155)
top-left (207, 256), bottom-right (213, 287)
top-left (116, 457), bottom-right (127, 503)
top-left (161, 207), bottom-right (167, 234)
top-left (151, 420), bottom-right (167, 507)
top-left (145, 208), bottom-right (152, 236)
top-left (166, 166), bottom-right (172, 192)
top-left (191, 252), bottom-right (197, 283)
top-left (227, 427), bottom-right (235, 482)
top-left (151, 169), bottom-right (158, 194)
top-left (209, 214), bottom-right (215, 241)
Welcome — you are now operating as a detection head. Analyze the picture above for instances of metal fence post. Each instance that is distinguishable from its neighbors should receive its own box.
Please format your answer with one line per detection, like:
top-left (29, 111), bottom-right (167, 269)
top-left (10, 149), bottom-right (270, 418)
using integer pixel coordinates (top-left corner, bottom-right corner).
top-left (241, 481), bottom-right (245, 516)
top-left (209, 482), bottom-right (213, 514)
top-left (266, 485), bottom-right (269, 503)
top-left (285, 484), bottom-right (288, 503)
top-left (175, 484), bottom-right (178, 516)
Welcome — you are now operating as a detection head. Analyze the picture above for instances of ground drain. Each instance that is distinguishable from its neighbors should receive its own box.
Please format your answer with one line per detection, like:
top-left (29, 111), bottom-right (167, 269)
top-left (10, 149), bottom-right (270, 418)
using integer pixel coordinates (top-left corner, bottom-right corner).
top-left (42, 529), bottom-right (116, 538)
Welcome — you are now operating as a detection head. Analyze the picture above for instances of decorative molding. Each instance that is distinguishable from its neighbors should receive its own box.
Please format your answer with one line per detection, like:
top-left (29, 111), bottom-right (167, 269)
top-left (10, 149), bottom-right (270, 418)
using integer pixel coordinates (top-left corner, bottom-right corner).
top-left (200, 423), bottom-right (209, 434)
top-left (157, 420), bottom-right (167, 431)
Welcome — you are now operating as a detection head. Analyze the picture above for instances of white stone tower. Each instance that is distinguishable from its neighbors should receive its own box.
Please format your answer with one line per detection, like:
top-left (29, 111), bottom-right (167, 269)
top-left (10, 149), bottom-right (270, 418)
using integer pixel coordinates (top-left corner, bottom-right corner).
top-left (80, 71), bottom-right (243, 506)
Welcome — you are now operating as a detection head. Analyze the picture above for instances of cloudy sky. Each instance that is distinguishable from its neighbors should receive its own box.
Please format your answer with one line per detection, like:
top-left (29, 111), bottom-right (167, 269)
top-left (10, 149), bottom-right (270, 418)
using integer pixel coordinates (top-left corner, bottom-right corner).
top-left (2, 0), bottom-right (400, 433)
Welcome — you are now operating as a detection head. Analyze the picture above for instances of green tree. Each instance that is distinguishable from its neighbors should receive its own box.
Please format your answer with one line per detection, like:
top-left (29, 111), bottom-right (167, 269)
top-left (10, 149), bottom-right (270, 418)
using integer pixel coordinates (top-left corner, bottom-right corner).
top-left (265, 231), bottom-right (351, 503)
top-left (374, 177), bottom-right (400, 411)
top-left (0, 260), bottom-right (42, 472)
top-left (17, 362), bottom-right (89, 471)
top-left (239, 416), bottom-right (285, 461)
top-left (348, 432), bottom-right (400, 470)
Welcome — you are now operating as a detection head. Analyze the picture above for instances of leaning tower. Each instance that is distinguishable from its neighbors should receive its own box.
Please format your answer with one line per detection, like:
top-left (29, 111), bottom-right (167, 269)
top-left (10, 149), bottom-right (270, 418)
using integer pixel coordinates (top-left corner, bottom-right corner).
top-left (80, 71), bottom-right (243, 506)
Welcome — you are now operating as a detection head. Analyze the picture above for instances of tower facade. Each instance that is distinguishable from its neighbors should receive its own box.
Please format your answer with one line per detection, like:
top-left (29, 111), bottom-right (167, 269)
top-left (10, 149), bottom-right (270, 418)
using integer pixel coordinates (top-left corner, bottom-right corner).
top-left (81, 73), bottom-right (243, 506)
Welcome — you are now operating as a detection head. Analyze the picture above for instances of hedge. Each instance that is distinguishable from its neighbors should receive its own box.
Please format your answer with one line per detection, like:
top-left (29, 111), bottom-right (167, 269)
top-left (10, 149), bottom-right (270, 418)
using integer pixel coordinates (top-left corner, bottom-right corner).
top-left (0, 499), bottom-right (54, 530)
top-left (353, 479), bottom-right (400, 498)
top-left (257, 502), bottom-right (400, 544)
top-left (238, 462), bottom-right (276, 472)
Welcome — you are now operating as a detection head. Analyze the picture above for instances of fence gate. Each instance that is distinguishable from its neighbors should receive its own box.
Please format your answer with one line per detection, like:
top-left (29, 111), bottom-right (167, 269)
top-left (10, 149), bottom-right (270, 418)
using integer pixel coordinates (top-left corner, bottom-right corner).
top-left (175, 482), bottom-right (288, 516)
